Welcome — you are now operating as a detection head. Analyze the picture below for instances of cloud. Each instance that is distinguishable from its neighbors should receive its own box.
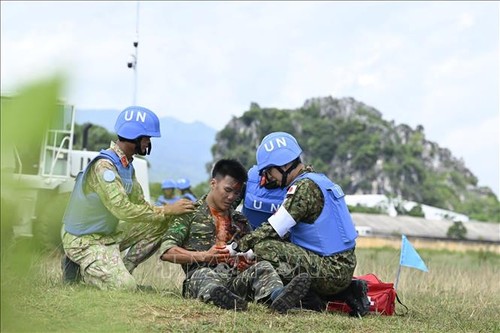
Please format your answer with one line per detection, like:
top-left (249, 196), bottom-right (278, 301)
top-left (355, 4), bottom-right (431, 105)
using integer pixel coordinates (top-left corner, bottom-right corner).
top-left (1, 1), bottom-right (498, 197)
top-left (442, 114), bottom-right (499, 194)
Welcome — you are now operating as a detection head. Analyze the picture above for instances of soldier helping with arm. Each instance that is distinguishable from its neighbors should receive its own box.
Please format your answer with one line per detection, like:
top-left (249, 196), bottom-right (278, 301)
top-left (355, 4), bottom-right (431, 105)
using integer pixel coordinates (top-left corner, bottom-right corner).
top-left (237, 132), bottom-right (370, 316)
top-left (61, 106), bottom-right (195, 290)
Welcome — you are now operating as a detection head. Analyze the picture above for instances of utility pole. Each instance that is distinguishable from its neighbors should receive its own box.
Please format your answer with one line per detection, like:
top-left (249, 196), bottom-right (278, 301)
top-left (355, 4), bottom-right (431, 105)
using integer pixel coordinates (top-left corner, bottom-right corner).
top-left (127, 1), bottom-right (140, 105)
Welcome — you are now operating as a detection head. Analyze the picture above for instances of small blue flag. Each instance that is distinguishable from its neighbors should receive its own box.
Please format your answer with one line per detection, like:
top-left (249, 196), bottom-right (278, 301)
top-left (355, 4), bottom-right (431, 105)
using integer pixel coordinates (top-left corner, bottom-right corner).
top-left (399, 235), bottom-right (429, 272)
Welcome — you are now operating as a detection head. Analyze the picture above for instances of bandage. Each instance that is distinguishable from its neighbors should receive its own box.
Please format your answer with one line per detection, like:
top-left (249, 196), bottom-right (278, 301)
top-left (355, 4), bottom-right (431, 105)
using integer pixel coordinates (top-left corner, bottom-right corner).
top-left (268, 206), bottom-right (296, 237)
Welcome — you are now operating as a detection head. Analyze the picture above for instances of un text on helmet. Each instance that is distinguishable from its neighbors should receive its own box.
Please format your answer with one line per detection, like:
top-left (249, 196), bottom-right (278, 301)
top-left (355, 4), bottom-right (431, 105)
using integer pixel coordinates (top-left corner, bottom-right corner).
top-left (124, 110), bottom-right (147, 123)
top-left (264, 137), bottom-right (288, 152)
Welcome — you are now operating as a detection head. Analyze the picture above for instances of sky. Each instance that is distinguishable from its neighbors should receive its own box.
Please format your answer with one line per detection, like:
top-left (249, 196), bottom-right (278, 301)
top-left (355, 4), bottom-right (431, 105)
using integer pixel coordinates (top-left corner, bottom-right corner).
top-left (1, 1), bottom-right (499, 197)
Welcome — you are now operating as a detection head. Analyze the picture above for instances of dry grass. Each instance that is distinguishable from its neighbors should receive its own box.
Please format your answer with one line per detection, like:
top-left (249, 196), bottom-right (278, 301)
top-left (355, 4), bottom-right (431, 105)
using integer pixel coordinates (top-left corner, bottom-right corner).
top-left (357, 236), bottom-right (500, 254)
top-left (2, 242), bottom-right (499, 333)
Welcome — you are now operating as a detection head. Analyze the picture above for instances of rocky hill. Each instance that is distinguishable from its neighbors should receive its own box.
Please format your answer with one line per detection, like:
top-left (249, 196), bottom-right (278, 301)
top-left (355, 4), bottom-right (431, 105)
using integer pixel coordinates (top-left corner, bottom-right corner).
top-left (211, 96), bottom-right (499, 222)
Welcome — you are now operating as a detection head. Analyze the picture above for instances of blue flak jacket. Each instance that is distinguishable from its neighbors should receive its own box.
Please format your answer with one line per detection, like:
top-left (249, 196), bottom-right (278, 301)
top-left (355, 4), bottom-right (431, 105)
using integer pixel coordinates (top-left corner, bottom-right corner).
top-left (63, 149), bottom-right (134, 236)
top-left (289, 173), bottom-right (357, 256)
top-left (242, 165), bottom-right (287, 229)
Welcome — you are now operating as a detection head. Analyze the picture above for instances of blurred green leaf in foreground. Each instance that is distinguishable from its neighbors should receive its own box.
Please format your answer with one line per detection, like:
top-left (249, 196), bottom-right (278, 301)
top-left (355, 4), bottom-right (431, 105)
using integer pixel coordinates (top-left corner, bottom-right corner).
top-left (1, 75), bottom-right (65, 331)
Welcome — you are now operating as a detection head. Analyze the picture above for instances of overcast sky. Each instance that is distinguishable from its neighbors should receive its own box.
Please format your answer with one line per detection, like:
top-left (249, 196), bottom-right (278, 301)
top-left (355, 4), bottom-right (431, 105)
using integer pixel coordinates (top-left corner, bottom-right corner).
top-left (1, 1), bottom-right (498, 197)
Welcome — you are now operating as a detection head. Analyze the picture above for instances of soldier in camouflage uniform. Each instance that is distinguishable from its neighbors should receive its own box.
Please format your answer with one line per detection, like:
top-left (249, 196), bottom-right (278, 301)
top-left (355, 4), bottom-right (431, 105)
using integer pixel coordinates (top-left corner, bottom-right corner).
top-left (61, 106), bottom-right (195, 291)
top-left (237, 132), bottom-right (370, 316)
top-left (160, 159), bottom-right (311, 313)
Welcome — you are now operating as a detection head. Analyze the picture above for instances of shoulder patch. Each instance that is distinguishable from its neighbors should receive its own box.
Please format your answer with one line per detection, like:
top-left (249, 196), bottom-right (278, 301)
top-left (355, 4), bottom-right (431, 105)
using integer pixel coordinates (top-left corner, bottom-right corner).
top-left (102, 170), bottom-right (116, 182)
top-left (287, 185), bottom-right (297, 195)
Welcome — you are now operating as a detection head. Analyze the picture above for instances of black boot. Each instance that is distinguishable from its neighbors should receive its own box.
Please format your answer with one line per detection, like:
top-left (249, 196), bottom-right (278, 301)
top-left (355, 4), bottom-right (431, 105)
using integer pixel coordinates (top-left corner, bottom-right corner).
top-left (61, 255), bottom-right (81, 284)
top-left (300, 289), bottom-right (327, 312)
top-left (270, 273), bottom-right (311, 314)
top-left (344, 279), bottom-right (370, 317)
top-left (209, 286), bottom-right (248, 311)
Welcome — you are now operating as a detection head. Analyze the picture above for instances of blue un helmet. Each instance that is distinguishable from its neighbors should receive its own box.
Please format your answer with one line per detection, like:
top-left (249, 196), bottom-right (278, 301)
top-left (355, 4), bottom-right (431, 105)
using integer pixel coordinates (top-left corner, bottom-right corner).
top-left (161, 179), bottom-right (177, 190)
top-left (114, 106), bottom-right (161, 155)
top-left (256, 132), bottom-right (302, 172)
top-left (256, 132), bottom-right (303, 188)
top-left (177, 178), bottom-right (191, 190)
top-left (260, 131), bottom-right (298, 145)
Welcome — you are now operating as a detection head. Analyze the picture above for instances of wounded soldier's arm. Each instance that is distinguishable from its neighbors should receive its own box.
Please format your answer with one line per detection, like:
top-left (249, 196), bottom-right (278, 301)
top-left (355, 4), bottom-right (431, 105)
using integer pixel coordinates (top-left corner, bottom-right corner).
top-left (161, 246), bottom-right (207, 264)
top-left (161, 245), bottom-right (230, 265)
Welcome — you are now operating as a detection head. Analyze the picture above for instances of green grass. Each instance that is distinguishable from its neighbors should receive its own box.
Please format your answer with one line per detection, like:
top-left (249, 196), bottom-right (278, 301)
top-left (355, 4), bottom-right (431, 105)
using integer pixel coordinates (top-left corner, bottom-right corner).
top-left (2, 244), bottom-right (499, 333)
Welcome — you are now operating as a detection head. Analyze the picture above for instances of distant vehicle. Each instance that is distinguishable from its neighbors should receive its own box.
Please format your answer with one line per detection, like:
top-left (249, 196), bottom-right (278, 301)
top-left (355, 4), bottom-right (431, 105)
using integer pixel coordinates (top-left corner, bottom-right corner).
top-left (1, 98), bottom-right (150, 250)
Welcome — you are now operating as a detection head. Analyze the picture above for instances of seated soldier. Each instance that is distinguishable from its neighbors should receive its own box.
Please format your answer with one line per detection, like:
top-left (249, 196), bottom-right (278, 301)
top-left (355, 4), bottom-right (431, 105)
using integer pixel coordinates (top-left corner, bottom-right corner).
top-left (238, 132), bottom-right (370, 316)
top-left (161, 159), bottom-right (311, 313)
top-left (176, 178), bottom-right (197, 202)
top-left (155, 179), bottom-right (180, 205)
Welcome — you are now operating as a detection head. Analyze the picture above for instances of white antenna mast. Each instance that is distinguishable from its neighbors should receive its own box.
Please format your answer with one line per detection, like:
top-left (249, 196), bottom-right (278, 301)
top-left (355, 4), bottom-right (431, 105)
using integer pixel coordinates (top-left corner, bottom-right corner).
top-left (127, 1), bottom-right (140, 105)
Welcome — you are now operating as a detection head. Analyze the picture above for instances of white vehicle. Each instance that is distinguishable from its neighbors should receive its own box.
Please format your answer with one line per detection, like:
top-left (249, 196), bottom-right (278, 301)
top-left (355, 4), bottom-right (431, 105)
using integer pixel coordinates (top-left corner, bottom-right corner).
top-left (2, 100), bottom-right (150, 250)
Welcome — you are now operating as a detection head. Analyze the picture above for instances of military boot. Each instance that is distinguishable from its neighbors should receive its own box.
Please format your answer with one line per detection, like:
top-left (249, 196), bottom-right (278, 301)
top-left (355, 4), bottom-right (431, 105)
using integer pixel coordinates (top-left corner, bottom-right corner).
top-left (345, 279), bottom-right (370, 317)
top-left (61, 255), bottom-right (81, 284)
top-left (300, 288), bottom-right (326, 312)
top-left (270, 273), bottom-right (311, 314)
top-left (209, 285), bottom-right (248, 311)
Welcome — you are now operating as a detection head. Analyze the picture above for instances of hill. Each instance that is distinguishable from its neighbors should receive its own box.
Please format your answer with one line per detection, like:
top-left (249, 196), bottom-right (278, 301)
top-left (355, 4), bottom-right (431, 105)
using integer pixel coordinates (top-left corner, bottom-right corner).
top-left (75, 108), bottom-right (216, 185)
top-left (210, 96), bottom-right (499, 222)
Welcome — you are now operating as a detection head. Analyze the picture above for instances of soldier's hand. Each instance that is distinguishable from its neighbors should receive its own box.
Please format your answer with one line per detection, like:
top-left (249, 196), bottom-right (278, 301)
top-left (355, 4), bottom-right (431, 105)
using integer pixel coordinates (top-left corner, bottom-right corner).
top-left (205, 245), bottom-right (231, 264)
top-left (163, 199), bottom-right (195, 215)
top-left (235, 256), bottom-right (254, 272)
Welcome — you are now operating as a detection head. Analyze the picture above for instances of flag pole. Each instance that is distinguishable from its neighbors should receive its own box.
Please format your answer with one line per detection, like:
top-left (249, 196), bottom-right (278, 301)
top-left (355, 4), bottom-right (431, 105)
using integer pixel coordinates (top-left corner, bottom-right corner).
top-left (394, 263), bottom-right (402, 291)
top-left (396, 234), bottom-right (429, 291)
top-left (395, 234), bottom-right (405, 290)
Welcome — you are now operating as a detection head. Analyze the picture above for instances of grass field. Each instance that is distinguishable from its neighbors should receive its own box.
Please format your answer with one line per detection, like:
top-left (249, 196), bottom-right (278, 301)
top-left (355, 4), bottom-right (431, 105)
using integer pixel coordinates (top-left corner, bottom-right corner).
top-left (1, 241), bottom-right (499, 333)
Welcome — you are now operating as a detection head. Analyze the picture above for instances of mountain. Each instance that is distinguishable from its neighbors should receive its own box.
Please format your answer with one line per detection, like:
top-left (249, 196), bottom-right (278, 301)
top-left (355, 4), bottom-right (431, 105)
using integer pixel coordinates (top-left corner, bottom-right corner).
top-left (75, 108), bottom-right (216, 185)
top-left (210, 96), bottom-right (499, 222)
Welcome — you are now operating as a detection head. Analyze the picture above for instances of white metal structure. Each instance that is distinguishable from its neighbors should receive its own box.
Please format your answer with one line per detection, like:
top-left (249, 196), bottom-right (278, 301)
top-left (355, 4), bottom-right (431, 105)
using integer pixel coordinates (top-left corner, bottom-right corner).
top-left (5, 102), bottom-right (150, 247)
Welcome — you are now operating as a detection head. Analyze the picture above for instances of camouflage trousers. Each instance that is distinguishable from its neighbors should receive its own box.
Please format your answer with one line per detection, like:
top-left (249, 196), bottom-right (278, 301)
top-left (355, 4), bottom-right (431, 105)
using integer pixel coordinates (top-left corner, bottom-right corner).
top-left (254, 240), bottom-right (356, 297)
top-left (185, 260), bottom-right (284, 303)
top-left (62, 220), bottom-right (169, 290)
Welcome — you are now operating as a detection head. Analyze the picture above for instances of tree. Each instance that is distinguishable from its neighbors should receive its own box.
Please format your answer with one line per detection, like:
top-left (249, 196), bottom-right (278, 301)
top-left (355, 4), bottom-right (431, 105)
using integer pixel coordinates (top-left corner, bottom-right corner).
top-left (447, 221), bottom-right (467, 240)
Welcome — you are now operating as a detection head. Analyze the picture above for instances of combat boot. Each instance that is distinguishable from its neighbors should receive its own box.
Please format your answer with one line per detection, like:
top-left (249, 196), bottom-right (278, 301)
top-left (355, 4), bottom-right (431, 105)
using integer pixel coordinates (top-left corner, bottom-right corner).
top-left (209, 285), bottom-right (248, 311)
top-left (345, 279), bottom-right (370, 317)
top-left (270, 273), bottom-right (311, 314)
top-left (61, 254), bottom-right (81, 284)
top-left (300, 288), bottom-right (326, 312)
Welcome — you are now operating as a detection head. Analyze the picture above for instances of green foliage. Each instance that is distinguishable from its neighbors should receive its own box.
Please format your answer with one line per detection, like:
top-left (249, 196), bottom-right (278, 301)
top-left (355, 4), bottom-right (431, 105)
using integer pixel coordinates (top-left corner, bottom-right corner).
top-left (457, 191), bottom-right (500, 222)
top-left (1, 75), bottom-right (66, 331)
top-left (348, 205), bottom-right (385, 214)
top-left (447, 221), bottom-right (467, 240)
top-left (192, 181), bottom-right (210, 198)
top-left (149, 182), bottom-right (162, 201)
top-left (73, 123), bottom-right (115, 151)
top-left (407, 204), bottom-right (425, 217)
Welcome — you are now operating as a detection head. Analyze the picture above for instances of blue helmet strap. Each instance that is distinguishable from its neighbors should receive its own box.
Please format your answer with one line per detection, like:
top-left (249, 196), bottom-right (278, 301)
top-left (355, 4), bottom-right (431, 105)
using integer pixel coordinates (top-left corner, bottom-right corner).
top-left (277, 158), bottom-right (300, 189)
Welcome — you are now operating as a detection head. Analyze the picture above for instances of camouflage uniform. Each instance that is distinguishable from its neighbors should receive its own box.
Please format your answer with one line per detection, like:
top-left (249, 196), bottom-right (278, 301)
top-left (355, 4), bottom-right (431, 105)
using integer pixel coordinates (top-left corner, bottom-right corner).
top-left (62, 142), bottom-right (172, 290)
top-left (162, 196), bottom-right (285, 303)
top-left (239, 166), bottom-right (357, 297)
